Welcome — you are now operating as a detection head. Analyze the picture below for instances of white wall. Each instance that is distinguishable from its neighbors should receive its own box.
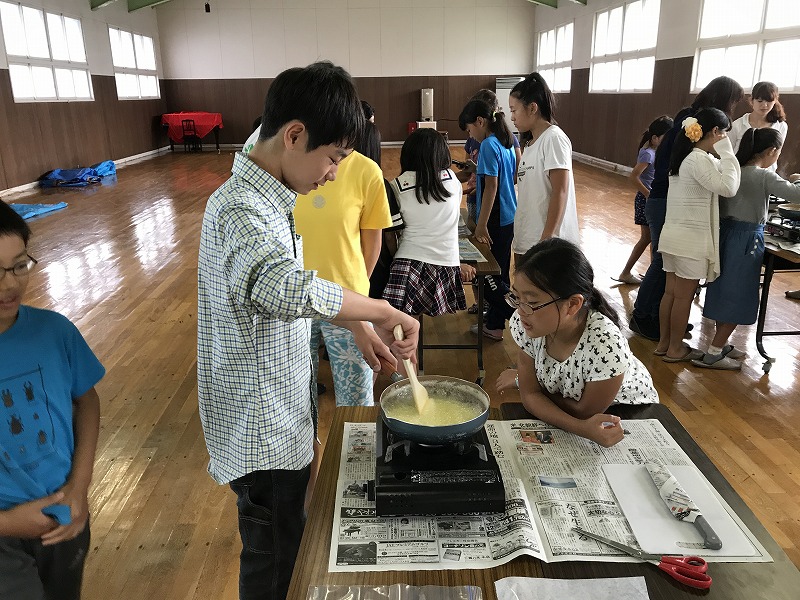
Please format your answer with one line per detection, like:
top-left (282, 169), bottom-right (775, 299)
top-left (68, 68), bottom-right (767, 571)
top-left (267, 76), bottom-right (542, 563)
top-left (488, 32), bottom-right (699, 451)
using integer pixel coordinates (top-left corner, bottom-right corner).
top-left (155, 0), bottom-right (537, 79)
top-left (0, 0), bottom-right (161, 74)
top-left (533, 0), bottom-right (701, 69)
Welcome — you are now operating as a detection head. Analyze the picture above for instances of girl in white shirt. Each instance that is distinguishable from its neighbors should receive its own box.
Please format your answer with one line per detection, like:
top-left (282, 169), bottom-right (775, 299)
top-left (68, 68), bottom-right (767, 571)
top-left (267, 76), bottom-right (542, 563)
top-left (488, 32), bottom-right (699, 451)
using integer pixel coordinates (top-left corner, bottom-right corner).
top-left (383, 129), bottom-right (466, 316)
top-left (508, 72), bottom-right (579, 261)
top-left (656, 108), bottom-right (741, 363)
top-left (507, 238), bottom-right (658, 448)
top-left (727, 81), bottom-right (788, 166)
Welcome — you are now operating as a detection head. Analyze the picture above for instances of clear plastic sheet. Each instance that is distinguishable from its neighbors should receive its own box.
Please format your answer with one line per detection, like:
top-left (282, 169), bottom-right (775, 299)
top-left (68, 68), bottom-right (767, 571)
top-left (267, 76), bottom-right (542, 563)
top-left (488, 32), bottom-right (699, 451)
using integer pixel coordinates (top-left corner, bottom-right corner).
top-left (306, 584), bottom-right (483, 600)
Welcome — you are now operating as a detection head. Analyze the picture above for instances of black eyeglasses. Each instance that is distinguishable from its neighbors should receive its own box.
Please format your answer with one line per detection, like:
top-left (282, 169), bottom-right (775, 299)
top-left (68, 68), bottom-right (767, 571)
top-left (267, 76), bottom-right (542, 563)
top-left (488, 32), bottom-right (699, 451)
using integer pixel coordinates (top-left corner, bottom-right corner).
top-left (0, 255), bottom-right (38, 280)
top-left (505, 292), bottom-right (563, 316)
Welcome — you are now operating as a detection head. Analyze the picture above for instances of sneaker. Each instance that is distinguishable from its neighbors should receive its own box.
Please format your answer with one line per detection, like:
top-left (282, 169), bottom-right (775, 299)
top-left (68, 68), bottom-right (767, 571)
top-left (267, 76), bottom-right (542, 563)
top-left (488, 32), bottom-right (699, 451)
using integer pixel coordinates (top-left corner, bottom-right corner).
top-left (317, 383), bottom-right (327, 395)
top-left (629, 314), bottom-right (659, 341)
top-left (692, 353), bottom-right (741, 370)
top-left (469, 323), bottom-right (503, 341)
top-left (614, 273), bottom-right (642, 285)
top-left (786, 290), bottom-right (800, 300)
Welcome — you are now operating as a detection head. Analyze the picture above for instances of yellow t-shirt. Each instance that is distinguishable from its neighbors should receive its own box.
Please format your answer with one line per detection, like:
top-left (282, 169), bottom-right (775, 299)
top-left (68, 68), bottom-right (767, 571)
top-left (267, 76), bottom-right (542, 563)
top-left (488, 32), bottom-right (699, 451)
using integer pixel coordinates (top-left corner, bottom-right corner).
top-left (294, 151), bottom-right (391, 295)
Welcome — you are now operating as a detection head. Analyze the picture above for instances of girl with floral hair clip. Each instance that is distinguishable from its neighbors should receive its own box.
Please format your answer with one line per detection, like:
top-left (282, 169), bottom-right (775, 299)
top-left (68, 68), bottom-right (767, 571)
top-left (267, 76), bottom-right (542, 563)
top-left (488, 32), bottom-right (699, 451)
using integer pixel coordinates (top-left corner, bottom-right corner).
top-left (655, 107), bottom-right (741, 363)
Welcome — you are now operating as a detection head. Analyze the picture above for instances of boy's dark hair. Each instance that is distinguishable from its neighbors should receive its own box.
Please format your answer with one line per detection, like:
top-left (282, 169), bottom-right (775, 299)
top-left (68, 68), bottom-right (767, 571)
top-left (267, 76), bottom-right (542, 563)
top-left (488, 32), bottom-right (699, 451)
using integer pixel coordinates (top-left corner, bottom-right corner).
top-left (259, 61), bottom-right (364, 151)
top-left (751, 81), bottom-right (786, 123)
top-left (516, 238), bottom-right (619, 327)
top-left (400, 129), bottom-right (451, 204)
top-left (470, 88), bottom-right (499, 110)
top-left (0, 201), bottom-right (31, 245)
top-left (669, 107), bottom-right (731, 176)
top-left (637, 115), bottom-right (673, 152)
top-left (356, 122), bottom-right (382, 166)
top-left (736, 127), bottom-right (784, 166)
top-left (458, 99), bottom-right (514, 149)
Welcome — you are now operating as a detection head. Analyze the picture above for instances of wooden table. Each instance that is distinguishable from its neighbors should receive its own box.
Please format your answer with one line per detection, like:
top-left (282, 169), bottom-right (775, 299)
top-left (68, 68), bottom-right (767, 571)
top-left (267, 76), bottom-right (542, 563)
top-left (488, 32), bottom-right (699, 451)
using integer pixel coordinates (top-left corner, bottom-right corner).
top-left (756, 247), bottom-right (800, 372)
top-left (418, 210), bottom-right (501, 385)
top-left (286, 404), bottom-right (800, 600)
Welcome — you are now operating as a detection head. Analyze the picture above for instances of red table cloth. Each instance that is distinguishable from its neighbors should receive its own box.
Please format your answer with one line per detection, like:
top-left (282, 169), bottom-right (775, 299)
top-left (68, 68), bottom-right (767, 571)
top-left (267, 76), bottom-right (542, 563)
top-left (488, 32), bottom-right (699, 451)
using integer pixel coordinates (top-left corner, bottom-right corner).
top-left (161, 112), bottom-right (224, 143)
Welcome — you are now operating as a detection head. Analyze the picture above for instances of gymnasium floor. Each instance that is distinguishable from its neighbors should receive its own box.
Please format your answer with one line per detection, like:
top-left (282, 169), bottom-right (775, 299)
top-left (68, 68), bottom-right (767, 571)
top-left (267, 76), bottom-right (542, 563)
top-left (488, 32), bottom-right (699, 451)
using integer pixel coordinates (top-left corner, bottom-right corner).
top-left (7, 147), bottom-right (800, 598)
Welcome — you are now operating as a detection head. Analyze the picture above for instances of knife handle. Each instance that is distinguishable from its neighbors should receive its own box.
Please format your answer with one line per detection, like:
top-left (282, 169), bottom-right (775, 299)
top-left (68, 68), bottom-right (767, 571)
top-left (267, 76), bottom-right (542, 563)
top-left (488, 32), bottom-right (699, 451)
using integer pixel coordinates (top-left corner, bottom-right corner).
top-left (695, 515), bottom-right (722, 550)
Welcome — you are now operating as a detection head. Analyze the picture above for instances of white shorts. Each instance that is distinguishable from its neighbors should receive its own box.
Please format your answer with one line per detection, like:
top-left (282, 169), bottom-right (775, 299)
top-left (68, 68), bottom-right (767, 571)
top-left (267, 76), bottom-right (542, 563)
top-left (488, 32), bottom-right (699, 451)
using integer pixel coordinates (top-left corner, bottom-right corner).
top-left (662, 252), bottom-right (708, 280)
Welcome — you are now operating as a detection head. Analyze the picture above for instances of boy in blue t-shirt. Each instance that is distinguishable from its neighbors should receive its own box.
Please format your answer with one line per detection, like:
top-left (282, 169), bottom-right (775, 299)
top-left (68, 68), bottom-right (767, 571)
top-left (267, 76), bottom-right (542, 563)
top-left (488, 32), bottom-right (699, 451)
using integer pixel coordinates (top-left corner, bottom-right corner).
top-left (0, 201), bottom-right (105, 600)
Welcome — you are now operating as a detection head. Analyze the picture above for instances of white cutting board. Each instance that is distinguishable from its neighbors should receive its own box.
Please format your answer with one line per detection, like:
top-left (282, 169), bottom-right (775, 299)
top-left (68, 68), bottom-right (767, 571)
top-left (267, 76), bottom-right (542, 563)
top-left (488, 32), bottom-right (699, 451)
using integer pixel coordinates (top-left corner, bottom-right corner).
top-left (602, 464), bottom-right (757, 556)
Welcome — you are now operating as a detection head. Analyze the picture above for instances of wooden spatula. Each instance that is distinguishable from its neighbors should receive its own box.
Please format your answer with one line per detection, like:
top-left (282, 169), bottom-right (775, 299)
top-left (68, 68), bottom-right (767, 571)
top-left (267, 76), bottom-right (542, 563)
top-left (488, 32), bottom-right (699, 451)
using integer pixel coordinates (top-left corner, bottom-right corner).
top-left (393, 324), bottom-right (428, 414)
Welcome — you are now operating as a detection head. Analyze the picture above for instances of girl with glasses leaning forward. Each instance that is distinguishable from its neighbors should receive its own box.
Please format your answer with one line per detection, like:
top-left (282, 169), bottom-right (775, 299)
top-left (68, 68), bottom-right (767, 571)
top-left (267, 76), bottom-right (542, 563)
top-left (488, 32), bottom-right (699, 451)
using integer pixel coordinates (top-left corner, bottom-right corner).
top-left (499, 238), bottom-right (658, 447)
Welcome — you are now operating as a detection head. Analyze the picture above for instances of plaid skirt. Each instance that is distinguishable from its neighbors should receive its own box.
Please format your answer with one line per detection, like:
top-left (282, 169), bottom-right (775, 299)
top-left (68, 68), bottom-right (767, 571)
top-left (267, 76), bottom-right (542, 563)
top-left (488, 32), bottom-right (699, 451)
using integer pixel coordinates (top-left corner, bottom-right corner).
top-left (383, 259), bottom-right (467, 316)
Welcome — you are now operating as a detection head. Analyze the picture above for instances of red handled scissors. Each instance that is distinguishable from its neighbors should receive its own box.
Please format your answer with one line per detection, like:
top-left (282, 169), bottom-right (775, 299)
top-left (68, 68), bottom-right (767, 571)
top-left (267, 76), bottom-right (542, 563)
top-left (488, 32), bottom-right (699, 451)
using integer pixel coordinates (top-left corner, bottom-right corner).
top-left (572, 527), bottom-right (712, 589)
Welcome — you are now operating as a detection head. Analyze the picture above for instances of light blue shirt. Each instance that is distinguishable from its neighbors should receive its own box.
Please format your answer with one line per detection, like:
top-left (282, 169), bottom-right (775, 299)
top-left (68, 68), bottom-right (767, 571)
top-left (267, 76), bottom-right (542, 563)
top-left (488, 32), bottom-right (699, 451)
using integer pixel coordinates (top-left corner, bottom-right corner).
top-left (477, 134), bottom-right (517, 227)
top-left (197, 153), bottom-right (344, 484)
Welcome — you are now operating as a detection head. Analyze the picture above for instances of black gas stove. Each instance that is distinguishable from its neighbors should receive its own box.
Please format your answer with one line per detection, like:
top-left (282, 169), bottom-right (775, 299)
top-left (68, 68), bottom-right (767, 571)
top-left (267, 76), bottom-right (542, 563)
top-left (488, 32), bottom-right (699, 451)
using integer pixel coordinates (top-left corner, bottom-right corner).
top-left (766, 214), bottom-right (800, 243)
top-left (367, 416), bottom-right (505, 517)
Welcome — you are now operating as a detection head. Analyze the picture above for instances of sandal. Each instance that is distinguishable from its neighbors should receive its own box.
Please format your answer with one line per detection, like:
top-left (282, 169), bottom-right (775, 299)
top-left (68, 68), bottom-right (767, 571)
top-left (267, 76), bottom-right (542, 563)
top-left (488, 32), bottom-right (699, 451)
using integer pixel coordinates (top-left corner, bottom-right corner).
top-left (692, 354), bottom-right (742, 370)
top-left (612, 273), bottom-right (642, 285)
top-left (662, 347), bottom-right (704, 363)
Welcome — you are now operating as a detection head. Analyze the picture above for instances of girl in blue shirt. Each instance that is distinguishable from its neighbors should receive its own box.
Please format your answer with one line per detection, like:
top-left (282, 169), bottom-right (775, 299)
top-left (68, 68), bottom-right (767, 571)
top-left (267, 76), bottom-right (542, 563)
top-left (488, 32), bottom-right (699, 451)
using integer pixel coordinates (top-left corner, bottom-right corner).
top-left (459, 99), bottom-right (517, 340)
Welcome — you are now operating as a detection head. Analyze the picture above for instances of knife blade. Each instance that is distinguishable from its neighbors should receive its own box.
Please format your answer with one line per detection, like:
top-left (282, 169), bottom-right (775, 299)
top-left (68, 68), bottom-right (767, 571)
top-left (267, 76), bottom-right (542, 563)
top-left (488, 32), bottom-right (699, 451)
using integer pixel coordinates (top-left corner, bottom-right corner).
top-left (644, 462), bottom-right (722, 550)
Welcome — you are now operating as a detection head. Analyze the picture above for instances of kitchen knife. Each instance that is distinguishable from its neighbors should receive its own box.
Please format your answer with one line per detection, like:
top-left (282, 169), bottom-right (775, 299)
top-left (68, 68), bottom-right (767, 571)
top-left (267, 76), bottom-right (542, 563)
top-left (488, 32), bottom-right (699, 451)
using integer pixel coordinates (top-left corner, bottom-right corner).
top-left (644, 462), bottom-right (722, 550)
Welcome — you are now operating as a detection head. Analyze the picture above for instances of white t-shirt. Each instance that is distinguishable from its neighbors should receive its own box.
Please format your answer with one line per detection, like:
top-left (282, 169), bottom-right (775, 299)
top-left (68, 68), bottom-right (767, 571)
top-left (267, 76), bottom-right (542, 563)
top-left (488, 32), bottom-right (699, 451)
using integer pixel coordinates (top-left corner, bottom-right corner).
top-left (510, 310), bottom-right (658, 405)
top-left (728, 114), bottom-right (788, 173)
top-left (513, 125), bottom-right (580, 255)
top-left (391, 169), bottom-right (463, 267)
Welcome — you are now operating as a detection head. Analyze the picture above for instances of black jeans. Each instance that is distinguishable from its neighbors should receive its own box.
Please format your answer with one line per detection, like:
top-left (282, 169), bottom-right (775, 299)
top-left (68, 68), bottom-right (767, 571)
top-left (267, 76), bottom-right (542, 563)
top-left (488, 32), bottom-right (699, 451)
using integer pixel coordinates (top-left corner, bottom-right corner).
top-left (229, 466), bottom-right (311, 600)
top-left (0, 521), bottom-right (90, 600)
top-left (632, 196), bottom-right (667, 321)
top-left (484, 222), bottom-right (515, 330)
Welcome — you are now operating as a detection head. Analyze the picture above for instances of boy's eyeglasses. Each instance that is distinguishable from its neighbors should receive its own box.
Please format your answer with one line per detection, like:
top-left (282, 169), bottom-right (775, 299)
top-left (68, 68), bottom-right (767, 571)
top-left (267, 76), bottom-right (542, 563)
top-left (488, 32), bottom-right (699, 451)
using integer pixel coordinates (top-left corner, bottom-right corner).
top-left (505, 292), bottom-right (563, 316)
top-left (0, 256), bottom-right (38, 280)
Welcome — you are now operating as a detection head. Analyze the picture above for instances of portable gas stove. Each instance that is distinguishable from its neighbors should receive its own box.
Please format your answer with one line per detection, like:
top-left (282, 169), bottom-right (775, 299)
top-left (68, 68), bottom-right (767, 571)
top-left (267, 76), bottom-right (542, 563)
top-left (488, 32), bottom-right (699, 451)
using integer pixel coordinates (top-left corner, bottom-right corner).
top-left (766, 214), bottom-right (800, 243)
top-left (367, 416), bottom-right (505, 517)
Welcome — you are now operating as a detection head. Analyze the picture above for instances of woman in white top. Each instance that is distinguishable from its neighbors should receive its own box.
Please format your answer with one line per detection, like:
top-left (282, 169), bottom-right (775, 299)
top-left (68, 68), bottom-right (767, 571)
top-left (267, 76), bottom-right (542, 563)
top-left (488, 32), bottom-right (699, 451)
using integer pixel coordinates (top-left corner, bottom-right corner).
top-left (508, 72), bottom-right (579, 262)
top-left (507, 238), bottom-right (658, 448)
top-left (727, 82), bottom-right (788, 170)
top-left (656, 108), bottom-right (741, 363)
top-left (383, 128), bottom-right (466, 316)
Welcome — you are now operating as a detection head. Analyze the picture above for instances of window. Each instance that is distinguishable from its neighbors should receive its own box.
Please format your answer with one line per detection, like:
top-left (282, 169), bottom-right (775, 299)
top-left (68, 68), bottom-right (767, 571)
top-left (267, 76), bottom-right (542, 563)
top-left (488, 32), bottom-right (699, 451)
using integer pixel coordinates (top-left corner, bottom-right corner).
top-left (536, 22), bottom-right (573, 93)
top-left (0, 1), bottom-right (91, 102)
top-left (693, 0), bottom-right (800, 92)
top-left (109, 27), bottom-right (159, 100)
top-left (589, 0), bottom-right (661, 93)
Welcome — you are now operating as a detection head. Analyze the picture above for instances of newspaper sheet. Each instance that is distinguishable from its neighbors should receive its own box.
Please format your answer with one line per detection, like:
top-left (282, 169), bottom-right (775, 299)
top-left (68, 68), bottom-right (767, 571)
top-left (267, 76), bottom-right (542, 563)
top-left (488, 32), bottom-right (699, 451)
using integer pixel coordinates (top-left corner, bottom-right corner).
top-left (328, 420), bottom-right (770, 572)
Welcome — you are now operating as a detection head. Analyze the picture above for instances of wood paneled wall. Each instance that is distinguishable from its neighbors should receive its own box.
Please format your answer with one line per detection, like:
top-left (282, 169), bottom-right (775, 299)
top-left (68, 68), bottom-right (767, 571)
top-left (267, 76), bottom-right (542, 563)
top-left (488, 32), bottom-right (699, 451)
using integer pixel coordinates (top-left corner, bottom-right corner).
top-left (555, 57), bottom-right (800, 177)
top-left (162, 75), bottom-right (508, 146)
top-left (0, 70), bottom-right (167, 191)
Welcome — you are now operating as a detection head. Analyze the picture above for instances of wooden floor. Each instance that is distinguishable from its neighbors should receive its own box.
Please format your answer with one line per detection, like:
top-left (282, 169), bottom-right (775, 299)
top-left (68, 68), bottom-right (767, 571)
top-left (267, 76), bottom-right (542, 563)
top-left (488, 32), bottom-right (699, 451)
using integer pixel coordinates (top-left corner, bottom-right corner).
top-left (7, 147), bottom-right (800, 598)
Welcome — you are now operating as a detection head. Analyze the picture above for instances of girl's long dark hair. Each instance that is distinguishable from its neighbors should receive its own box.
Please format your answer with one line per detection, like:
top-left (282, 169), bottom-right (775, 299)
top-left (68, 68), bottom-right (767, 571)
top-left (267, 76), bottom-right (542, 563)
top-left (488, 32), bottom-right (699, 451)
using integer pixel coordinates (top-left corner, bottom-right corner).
top-left (636, 115), bottom-right (673, 152)
top-left (735, 127), bottom-right (784, 166)
top-left (400, 128), bottom-right (451, 204)
top-left (751, 81), bottom-right (786, 123)
top-left (510, 72), bottom-right (557, 146)
top-left (692, 75), bottom-right (744, 117)
top-left (458, 99), bottom-right (514, 149)
top-left (669, 107), bottom-right (731, 176)
top-left (515, 238), bottom-right (619, 327)
top-left (356, 121), bottom-right (381, 166)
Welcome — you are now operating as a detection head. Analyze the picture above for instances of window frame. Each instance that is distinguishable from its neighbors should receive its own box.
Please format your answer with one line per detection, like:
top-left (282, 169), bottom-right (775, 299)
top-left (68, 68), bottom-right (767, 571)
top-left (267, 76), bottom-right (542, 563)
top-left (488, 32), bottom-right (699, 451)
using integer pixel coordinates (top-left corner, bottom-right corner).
top-left (108, 26), bottom-right (160, 101)
top-left (535, 21), bottom-right (574, 93)
top-left (589, 0), bottom-right (661, 94)
top-left (0, 1), bottom-right (93, 103)
top-left (692, 0), bottom-right (800, 93)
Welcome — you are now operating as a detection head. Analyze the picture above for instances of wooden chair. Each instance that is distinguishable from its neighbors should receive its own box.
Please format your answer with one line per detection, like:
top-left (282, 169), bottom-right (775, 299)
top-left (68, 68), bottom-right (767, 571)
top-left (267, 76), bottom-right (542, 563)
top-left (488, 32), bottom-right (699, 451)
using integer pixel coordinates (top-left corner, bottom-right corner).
top-left (181, 119), bottom-right (202, 152)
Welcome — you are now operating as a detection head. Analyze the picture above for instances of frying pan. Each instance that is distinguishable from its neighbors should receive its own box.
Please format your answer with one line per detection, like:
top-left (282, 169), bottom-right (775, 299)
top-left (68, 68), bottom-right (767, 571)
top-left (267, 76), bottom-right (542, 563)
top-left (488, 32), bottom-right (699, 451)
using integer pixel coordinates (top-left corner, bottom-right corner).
top-left (777, 204), bottom-right (800, 221)
top-left (379, 375), bottom-right (490, 445)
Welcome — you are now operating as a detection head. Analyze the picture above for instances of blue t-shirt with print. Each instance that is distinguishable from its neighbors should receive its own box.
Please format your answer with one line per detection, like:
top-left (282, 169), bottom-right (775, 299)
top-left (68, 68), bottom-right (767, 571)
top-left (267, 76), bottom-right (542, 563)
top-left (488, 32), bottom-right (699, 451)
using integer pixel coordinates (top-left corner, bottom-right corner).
top-left (0, 306), bottom-right (104, 512)
top-left (476, 134), bottom-right (517, 227)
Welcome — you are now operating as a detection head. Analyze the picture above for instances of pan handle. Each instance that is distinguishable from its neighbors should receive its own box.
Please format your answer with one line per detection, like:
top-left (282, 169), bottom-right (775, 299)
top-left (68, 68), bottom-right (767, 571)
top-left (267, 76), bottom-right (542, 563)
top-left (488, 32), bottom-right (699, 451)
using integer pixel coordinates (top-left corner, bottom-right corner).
top-left (378, 356), bottom-right (404, 382)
